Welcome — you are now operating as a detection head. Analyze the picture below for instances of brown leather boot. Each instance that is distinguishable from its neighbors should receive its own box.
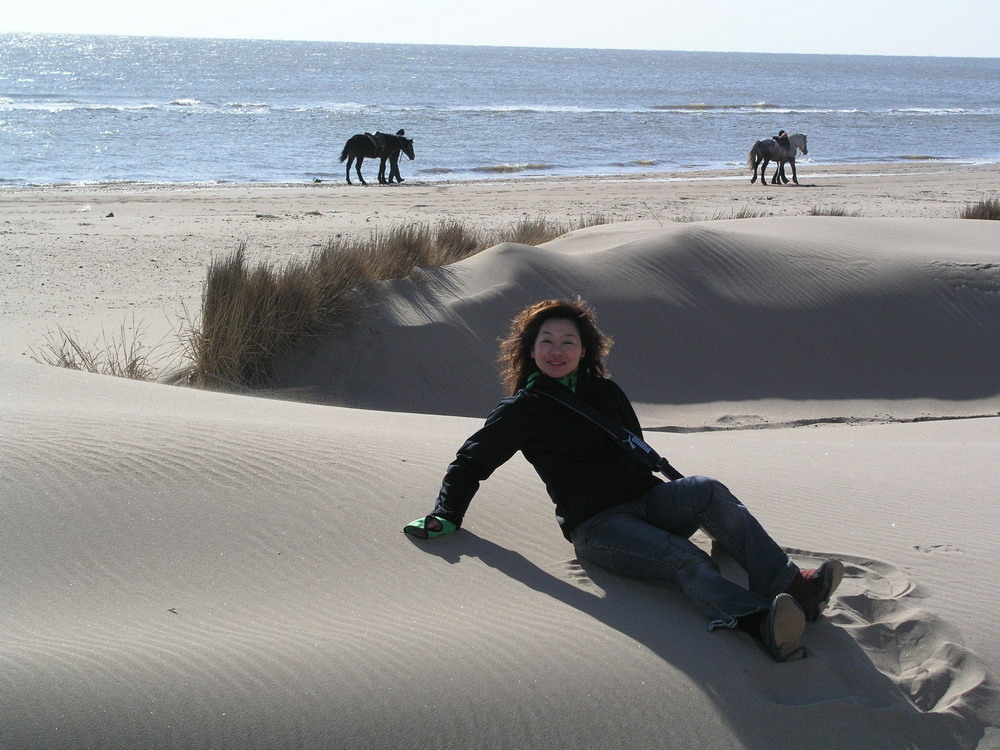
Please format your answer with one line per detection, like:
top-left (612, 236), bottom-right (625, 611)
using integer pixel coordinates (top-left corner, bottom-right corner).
top-left (737, 594), bottom-right (806, 662)
top-left (787, 559), bottom-right (845, 622)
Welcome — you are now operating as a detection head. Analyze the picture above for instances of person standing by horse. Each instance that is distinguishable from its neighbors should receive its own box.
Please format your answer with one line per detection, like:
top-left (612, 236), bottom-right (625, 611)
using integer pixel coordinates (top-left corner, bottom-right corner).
top-left (404, 298), bottom-right (843, 662)
top-left (774, 130), bottom-right (790, 150)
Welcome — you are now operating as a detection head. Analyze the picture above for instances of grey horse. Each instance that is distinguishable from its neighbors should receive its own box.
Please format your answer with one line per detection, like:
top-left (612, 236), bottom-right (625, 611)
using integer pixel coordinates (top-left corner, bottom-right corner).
top-left (748, 132), bottom-right (808, 185)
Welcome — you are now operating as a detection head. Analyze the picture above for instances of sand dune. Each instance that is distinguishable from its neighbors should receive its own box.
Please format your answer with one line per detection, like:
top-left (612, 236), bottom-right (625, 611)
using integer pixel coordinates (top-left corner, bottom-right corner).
top-left (2, 357), bottom-right (998, 749)
top-left (273, 217), bottom-right (1000, 428)
top-left (2, 172), bottom-right (1000, 748)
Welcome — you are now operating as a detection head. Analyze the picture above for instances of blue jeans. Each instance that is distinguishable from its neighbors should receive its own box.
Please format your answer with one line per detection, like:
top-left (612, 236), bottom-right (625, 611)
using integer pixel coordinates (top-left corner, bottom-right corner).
top-left (570, 476), bottom-right (799, 630)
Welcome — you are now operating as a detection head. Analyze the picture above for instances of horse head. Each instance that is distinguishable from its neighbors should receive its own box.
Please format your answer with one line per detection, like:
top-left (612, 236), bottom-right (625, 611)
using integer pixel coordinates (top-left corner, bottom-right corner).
top-left (791, 133), bottom-right (808, 156)
top-left (399, 136), bottom-right (415, 161)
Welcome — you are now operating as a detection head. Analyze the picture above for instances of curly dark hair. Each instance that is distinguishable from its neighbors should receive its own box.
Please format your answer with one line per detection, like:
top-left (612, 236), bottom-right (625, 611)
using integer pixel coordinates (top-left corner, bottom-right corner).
top-left (498, 298), bottom-right (612, 395)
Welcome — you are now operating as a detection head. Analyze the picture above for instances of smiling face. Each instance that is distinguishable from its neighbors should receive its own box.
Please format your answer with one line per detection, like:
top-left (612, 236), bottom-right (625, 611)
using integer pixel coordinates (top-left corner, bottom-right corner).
top-left (530, 317), bottom-right (585, 379)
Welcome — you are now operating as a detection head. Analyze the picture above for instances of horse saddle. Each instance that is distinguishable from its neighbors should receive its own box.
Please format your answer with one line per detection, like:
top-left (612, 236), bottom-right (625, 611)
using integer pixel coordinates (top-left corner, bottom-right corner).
top-left (364, 132), bottom-right (386, 151)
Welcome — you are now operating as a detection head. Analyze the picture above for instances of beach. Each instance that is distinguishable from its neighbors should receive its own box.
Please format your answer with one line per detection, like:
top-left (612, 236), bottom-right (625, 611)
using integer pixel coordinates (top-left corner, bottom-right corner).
top-left (2, 162), bottom-right (1000, 749)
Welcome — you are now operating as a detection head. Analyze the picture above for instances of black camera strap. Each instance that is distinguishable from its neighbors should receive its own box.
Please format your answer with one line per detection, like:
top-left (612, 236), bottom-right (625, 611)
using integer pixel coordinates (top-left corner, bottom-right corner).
top-left (534, 387), bottom-right (684, 481)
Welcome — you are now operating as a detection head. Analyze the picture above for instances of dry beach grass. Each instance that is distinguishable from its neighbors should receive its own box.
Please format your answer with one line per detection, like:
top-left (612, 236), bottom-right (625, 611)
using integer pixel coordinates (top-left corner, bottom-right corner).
top-left (184, 215), bottom-right (614, 389)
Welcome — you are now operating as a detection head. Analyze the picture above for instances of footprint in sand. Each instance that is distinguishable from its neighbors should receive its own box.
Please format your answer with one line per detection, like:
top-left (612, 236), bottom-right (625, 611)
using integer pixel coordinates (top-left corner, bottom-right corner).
top-left (785, 548), bottom-right (987, 719)
top-left (913, 544), bottom-right (963, 555)
top-left (563, 541), bottom-right (990, 745)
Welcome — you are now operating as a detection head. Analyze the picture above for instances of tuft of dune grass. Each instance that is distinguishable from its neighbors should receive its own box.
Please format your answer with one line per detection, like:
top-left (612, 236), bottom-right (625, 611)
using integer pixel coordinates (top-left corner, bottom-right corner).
top-left (29, 317), bottom-right (163, 380)
top-left (809, 205), bottom-right (863, 217)
top-left (706, 205), bottom-right (770, 221)
top-left (184, 215), bottom-right (614, 389)
top-left (960, 197), bottom-right (1000, 220)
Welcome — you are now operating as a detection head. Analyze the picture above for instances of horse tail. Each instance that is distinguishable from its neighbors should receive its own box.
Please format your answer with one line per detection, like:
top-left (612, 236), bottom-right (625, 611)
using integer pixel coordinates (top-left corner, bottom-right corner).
top-left (747, 141), bottom-right (760, 169)
top-left (340, 134), bottom-right (363, 163)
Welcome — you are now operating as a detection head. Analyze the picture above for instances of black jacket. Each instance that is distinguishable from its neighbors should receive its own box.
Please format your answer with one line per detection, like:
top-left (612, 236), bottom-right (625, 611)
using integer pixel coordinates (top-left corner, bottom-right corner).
top-left (431, 371), bottom-right (663, 539)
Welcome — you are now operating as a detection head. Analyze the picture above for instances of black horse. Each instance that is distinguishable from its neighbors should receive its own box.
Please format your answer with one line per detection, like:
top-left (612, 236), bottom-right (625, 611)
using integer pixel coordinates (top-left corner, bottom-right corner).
top-left (339, 129), bottom-right (415, 185)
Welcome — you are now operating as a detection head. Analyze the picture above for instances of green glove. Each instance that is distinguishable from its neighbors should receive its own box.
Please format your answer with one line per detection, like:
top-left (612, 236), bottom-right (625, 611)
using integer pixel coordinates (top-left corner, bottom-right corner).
top-left (403, 515), bottom-right (457, 539)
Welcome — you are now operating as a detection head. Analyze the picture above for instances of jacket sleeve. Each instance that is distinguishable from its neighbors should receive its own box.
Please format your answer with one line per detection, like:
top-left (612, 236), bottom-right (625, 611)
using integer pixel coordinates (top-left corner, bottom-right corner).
top-left (430, 397), bottom-right (523, 528)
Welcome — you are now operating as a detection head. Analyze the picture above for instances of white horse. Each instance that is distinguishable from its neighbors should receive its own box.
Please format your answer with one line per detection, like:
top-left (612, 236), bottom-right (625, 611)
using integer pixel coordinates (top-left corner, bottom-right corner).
top-left (748, 132), bottom-right (808, 185)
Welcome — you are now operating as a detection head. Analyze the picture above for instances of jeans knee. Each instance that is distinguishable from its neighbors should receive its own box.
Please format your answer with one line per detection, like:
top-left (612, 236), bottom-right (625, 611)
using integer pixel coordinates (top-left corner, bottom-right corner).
top-left (683, 475), bottom-right (716, 509)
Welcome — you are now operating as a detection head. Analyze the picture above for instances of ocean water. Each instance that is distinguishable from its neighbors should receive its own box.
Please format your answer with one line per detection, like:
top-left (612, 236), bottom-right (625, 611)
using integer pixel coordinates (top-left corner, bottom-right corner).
top-left (2, 33), bottom-right (999, 186)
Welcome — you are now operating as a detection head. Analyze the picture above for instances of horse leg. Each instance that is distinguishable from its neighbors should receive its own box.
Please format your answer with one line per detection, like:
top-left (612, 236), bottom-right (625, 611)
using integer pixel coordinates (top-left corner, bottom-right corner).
top-left (355, 156), bottom-right (367, 185)
top-left (770, 160), bottom-right (784, 185)
top-left (377, 157), bottom-right (388, 185)
top-left (345, 155), bottom-right (354, 185)
top-left (759, 158), bottom-right (771, 186)
top-left (789, 160), bottom-right (798, 185)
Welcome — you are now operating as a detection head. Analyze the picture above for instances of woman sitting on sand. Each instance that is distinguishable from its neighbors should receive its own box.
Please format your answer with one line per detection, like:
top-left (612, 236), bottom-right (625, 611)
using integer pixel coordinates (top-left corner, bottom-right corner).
top-left (404, 298), bottom-right (843, 662)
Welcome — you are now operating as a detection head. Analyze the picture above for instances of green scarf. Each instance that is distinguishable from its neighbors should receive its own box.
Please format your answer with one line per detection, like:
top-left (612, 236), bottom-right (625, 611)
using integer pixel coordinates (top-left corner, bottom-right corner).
top-left (526, 367), bottom-right (579, 393)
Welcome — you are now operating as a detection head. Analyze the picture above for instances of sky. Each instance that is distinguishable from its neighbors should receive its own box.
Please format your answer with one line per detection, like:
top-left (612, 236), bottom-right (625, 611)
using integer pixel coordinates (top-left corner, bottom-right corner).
top-left (3, 0), bottom-right (999, 58)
